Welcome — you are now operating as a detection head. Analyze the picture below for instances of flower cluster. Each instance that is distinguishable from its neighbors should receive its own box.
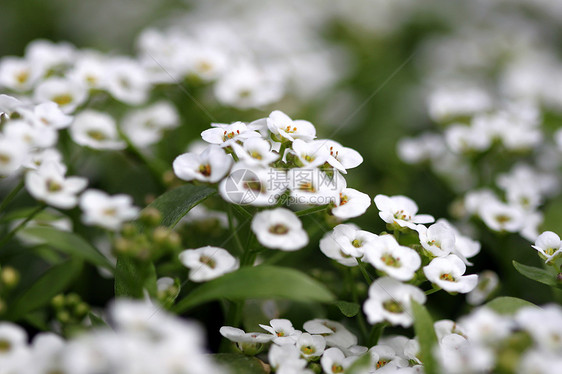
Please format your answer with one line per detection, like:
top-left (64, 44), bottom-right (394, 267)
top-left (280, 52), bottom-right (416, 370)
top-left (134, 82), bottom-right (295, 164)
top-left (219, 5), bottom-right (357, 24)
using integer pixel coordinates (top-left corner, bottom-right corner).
top-left (0, 300), bottom-right (225, 374)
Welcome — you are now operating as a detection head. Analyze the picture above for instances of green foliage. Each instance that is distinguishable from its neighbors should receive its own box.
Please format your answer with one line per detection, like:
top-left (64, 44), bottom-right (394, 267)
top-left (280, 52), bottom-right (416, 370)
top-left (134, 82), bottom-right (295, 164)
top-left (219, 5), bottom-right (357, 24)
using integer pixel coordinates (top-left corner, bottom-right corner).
top-left (213, 353), bottom-right (269, 374)
top-left (411, 300), bottom-right (438, 374)
top-left (6, 258), bottom-right (82, 320)
top-left (334, 300), bottom-right (360, 317)
top-left (174, 265), bottom-right (335, 313)
top-left (512, 260), bottom-right (560, 288)
top-left (21, 226), bottom-right (114, 271)
top-left (114, 256), bottom-right (157, 298)
top-left (485, 297), bottom-right (538, 315)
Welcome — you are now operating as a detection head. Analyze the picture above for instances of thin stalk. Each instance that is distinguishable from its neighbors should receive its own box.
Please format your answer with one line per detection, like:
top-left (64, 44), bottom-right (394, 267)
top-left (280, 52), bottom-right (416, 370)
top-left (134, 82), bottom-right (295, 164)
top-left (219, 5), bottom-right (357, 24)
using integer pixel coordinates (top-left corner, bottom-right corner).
top-left (0, 180), bottom-right (24, 214)
top-left (295, 204), bottom-right (329, 217)
top-left (228, 205), bottom-right (245, 256)
top-left (347, 268), bottom-right (369, 344)
top-left (0, 204), bottom-right (45, 248)
top-left (119, 130), bottom-right (166, 188)
top-left (368, 322), bottom-right (387, 346)
top-left (357, 260), bottom-right (374, 283)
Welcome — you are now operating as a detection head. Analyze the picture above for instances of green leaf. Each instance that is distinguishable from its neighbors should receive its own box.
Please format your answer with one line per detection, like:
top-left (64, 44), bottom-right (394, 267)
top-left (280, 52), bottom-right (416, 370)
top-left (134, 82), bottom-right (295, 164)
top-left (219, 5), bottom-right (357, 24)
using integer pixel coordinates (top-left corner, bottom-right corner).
top-left (141, 184), bottom-right (216, 229)
top-left (485, 297), bottom-right (539, 315)
top-left (347, 352), bottom-right (371, 374)
top-left (334, 300), bottom-right (360, 317)
top-left (213, 353), bottom-right (269, 374)
top-left (21, 226), bottom-right (114, 272)
top-left (88, 312), bottom-right (107, 327)
top-left (7, 258), bottom-right (82, 320)
top-left (411, 300), bottom-right (438, 374)
top-left (174, 265), bottom-right (335, 314)
top-left (513, 260), bottom-right (558, 287)
top-left (114, 256), bottom-right (157, 298)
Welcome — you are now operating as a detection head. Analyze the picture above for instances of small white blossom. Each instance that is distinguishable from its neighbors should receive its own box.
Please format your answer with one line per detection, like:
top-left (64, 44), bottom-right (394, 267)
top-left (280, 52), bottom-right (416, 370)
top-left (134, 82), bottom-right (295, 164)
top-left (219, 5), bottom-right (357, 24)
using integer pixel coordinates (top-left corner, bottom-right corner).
top-left (251, 208), bottom-right (308, 251)
top-left (79, 189), bottom-right (139, 231)
top-left (363, 277), bottom-right (426, 327)
top-left (70, 110), bottom-right (126, 150)
top-left (25, 161), bottom-right (87, 209)
top-left (374, 194), bottom-right (434, 230)
top-left (260, 319), bottom-right (302, 345)
top-left (178, 246), bottom-right (239, 282)
top-left (364, 234), bottom-right (421, 281)
top-left (267, 110), bottom-right (316, 142)
top-left (332, 188), bottom-right (371, 220)
top-left (173, 145), bottom-right (233, 183)
top-left (424, 255), bottom-right (478, 294)
top-left (532, 231), bottom-right (562, 263)
top-left (34, 77), bottom-right (88, 114)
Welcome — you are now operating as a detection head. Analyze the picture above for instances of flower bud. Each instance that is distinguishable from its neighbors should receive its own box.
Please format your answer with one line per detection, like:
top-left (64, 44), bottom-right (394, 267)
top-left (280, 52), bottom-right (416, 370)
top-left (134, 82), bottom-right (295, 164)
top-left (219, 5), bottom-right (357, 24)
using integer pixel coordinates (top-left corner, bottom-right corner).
top-left (140, 207), bottom-right (162, 227)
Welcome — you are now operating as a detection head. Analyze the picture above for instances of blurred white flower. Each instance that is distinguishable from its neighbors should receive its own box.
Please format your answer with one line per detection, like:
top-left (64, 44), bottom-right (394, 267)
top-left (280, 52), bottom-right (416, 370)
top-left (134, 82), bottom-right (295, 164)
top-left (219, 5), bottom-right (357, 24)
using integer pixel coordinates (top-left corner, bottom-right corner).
top-left (423, 255), bottom-right (478, 294)
top-left (178, 246), bottom-right (239, 282)
top-left (70, 110), bottom-right (126, 150)
top-left (80, 189), bottom-right (139, 231)
top-left (173, 145), bottom-right (233, 183)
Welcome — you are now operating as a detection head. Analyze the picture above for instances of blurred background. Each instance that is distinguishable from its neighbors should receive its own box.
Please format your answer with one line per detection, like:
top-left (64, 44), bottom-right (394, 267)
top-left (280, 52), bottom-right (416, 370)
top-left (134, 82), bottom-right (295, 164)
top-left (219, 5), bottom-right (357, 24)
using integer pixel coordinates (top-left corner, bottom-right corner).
top-left (3, 0), bottom-right (562, 339)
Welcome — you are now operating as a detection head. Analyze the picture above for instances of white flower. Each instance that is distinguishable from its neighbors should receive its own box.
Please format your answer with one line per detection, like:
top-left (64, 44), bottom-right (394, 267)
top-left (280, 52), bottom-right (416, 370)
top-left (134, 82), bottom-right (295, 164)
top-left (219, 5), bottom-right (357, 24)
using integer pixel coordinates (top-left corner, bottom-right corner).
top-left (0, 57), bottom-right (42, 92)
top-left (0, 94), bottom-right (24, 118)
top-left (303, 319), bottom-right (357, 349)
top-left (321, 347), bottom-right (358, 374)
top-left (214, 64), bottom-right (285, 109)
top-left (331, 223), bottom-right (378, 258)
top-left (251, 208), bottom-right (308, 251)
top-left (321, 139), bottom-right (363, 172)
top-left (105, 58), bottom-right (150, 105)
top-left (178, 246), bottom-right (239, 282)
top-left (173, 145), bottom-right (233, 183)
top-left (0, 136), bottom-right (27, 176)
top-left (532, 231), bottom-right (562, 263)
top-left (121, 101), bottom-right (179, 148)
top-left (434, 319), bottom-right (466, 341)
top-left (259, 319), bottom-right (302, 345)
top-left (427, 85), bottom-right (492, 122)
top-left (184, 45), bottom-right (228, 81)
top-left (201, 121), bottom-right (261, 147)
top-left (22, 102), bottom-right (73, 130)
top-left (23, 148), bottom-right (63, 171)
top-left (219, 164), bottom-right (286, 206)
top-left (363, 277), bottom-right (426, 327)
top-left (331, 188), bottom-right (371, 220)
top-left (219, 326), bottom-right (272, 354)
top-left (267, 110), bottom-right (316, 142)
top-left (34, 77), bottom-right (88, 114)
top-left (268, 344), bottom-right (307, 372)
top-left (374, 194), bottom-right (434, 230)
top-left (319, 231), bottom-right (359, 267)
top-left (516, 304), bottom-right (562, 352)
top-left (369, 344), bottom-right (409, 371)
top-left (231, 137), bottom-right (280, 167)
top-left (417, 221), bottom-right (456, 257)
top-left (0, 322), bottom-right (28, 357)
top-left (364, 234), bottom-right (421, 281)
top-left (296, 333), bottom-right (325, 359)
top-left (25, 161), bottom-right (87, 209)
top-left (68, 52), bottom-right (108, 90)
top-left (25, 39), bottom-right (75, 72)
top-left (466, 270), bottom-right (499, 306)
top-left (4, 119), bottom-right (58, 149)
top-left (287, 168), bottom-right (342, 206)
top-left (444, 124), bottom-right (491, 153)
top-left (459, 308), bottom-right (512, 344)
top-left (289, 139), bottom-right (331, 168)
top-left (70, 110), bottom-right (126, 150)
top-left (480, 200), bottom-right (525, 233)
top-left (435, 219), bottom-right (481, 265)
top-left (79, 189), bottom-right (139, 231)
top-left (423, 255), bottom-right (478, 294)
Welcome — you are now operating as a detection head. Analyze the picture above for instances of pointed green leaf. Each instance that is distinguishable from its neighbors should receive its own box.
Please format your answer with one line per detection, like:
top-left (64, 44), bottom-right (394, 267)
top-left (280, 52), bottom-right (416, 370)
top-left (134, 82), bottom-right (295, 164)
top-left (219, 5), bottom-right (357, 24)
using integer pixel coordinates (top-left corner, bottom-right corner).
top-left (21, 226), bottom-right (114, 271)
top-left (411, 300), bottom-right (438, 374)
top-left (485, 297), bottom-right (538, 315)
top-left (141, 184), bottom-right (216, 229)
top-left (213, 353), bottom-right (269, 374)
top-left (513, 260), bottom-right (558, 287)
top-left (174, 265), bottom-right (335, 314)
top-left (7, 258), bottom-right (82, 320)
top-left (334, 300), bottom-right (360, 317)
top-left (115, 256), bottom-right (157, 298)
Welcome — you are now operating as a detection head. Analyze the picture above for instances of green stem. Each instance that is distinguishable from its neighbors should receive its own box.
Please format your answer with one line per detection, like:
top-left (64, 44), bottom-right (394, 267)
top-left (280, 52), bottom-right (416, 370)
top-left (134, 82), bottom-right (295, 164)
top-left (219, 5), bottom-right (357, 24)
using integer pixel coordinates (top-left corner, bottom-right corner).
top-left (228, 206), bottom-right (245, 256)
top-left (295, 204), bottom-right (329, 217)
top-left (0, 180), bottom-right (24, 215)
top-left (231, 204), bottom-right (253, 220)
top-left (393, 230), bottom-right (400, 243)
top-left (357, 260), bottom-right (374, 283)
top-left (424, 286), bottom-right (441, 296)
top-left (119, 130), bottom-right (166, 188)
top-left (0, 204), bottom-right (46, 248)
top-left (368, 322), bottom-right (387, 346)
top-left (347, 268), bottom-right (369, 344)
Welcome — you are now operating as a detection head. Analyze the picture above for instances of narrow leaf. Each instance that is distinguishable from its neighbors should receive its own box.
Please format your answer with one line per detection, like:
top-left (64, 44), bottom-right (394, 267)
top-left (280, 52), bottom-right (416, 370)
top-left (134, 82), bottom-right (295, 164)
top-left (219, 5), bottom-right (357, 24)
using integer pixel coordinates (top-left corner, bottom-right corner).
top-left (485, 297), bottom-right (538, 315)
top-left (114, 256), bottom-right (157, 298)
top-left (174, 265), bottom-right (335, 314)
top-left (22, 226), bottom-right (114, 271)
top-left (411, 300), bottom-right (438, 374)
top-left (7, 258), bottom-right (82, 320)
top-left (513, 260), bottom-right (558, 287)
top-left (213, 353), bottom-right (269, 374)
top-left (141, 184), bottom-right (216, 229)
top-left (334, 300), bottom-right (360, 317)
